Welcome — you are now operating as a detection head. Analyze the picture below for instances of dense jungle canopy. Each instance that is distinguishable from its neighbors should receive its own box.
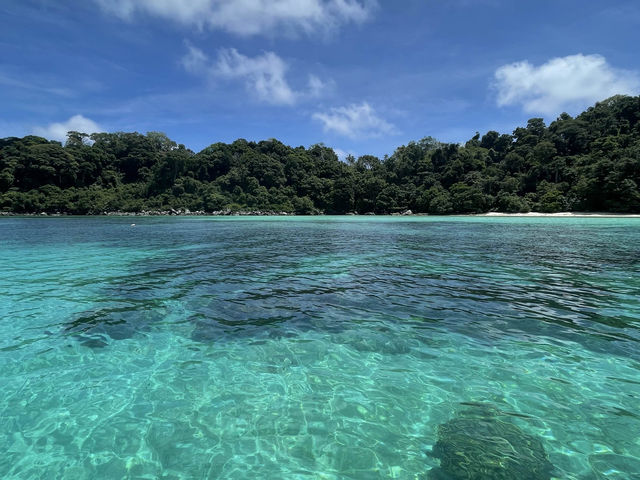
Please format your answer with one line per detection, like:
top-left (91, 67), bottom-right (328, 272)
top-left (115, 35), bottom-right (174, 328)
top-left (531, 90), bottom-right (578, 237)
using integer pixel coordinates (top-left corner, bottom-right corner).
top-left (1, 95), bottom-right (640, 214)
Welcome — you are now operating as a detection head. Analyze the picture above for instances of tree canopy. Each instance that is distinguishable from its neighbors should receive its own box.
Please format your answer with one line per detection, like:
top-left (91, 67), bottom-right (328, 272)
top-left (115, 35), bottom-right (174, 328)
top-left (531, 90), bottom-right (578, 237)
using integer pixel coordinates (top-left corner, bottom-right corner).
top-left (2, 95), bottom-right (640, 214)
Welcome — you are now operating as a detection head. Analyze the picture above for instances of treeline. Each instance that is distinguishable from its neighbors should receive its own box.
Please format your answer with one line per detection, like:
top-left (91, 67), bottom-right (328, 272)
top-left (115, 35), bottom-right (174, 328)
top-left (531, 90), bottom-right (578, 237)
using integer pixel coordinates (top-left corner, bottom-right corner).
top-left (1, 95), bottom-right (640, 214)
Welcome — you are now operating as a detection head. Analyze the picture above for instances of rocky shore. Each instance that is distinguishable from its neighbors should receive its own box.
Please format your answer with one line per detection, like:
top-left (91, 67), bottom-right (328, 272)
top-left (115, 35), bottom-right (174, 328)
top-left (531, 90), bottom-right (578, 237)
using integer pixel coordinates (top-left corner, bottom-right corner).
top-left (0, 209), bottom-right (294, 217)
top-left (1, 209), bottom-right (638, 217)
top-left (0, 209), bottom-right (418, 216)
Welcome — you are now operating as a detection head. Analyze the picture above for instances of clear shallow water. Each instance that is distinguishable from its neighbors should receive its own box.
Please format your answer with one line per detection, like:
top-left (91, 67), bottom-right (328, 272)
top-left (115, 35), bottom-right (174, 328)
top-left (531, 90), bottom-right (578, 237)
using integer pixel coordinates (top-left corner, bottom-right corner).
top-left (0, 216), bottom-right (639, 479)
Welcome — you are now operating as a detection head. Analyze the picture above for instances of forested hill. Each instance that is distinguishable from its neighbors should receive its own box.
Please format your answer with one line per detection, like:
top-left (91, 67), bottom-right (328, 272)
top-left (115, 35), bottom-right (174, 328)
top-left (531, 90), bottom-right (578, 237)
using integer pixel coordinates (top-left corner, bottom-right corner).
top-left (2, 95), bottom-right (640, 215)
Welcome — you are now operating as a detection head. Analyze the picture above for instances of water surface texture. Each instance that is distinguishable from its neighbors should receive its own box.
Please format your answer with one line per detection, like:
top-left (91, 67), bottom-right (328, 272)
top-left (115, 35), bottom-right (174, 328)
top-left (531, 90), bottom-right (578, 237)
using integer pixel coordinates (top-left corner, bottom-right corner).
top-left (1, 216), bottom-right (639, 479)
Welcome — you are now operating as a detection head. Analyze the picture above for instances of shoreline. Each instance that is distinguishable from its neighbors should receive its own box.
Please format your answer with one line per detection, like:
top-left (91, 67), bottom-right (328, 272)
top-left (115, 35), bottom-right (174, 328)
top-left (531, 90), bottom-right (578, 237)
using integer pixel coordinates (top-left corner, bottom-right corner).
top-left (1, 210), bottom-right (639, 218)
top-left (476, 211), bottom-right (640, 218)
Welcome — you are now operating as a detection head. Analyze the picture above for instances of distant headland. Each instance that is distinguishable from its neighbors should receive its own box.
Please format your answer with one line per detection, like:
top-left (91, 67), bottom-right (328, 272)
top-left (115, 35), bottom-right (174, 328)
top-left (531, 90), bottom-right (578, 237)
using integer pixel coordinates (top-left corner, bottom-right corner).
top-left (2, 95), bottom-right (639, 216)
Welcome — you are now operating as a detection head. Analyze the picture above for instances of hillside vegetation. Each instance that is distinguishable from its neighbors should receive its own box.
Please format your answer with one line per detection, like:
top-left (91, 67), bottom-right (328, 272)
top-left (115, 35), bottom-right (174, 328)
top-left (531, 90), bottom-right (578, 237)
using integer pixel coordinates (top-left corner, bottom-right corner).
top-left (1, 95), bottom-right (639, 214)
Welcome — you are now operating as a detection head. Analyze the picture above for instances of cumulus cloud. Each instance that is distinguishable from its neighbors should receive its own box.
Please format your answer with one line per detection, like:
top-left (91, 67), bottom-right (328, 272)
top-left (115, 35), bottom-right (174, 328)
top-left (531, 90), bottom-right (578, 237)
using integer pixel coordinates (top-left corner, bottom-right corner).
top-left (313, 102), bottom-right (396, 138)
top-left (181, 46), bottom-right (327, 105)
top-left (494, 54), bottom-right (640, 115)
top-left (95, 0), bottom-right (376, 36)
top-left (33, 115), bottom-right (103, 143)
top-left (214, 48), bottom-right (297, 105)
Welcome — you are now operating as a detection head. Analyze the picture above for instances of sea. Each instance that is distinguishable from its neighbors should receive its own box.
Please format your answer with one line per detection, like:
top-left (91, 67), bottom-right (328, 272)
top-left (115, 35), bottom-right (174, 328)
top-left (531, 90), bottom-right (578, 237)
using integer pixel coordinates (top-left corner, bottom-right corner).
top-left (1, 216), bottom-right (639, 479)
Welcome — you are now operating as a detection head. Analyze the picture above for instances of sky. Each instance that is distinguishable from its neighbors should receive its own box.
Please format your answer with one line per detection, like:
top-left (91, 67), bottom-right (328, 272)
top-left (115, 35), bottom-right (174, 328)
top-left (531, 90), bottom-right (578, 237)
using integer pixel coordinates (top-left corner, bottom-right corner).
top-left (1, 0), bottom-right (640, 159)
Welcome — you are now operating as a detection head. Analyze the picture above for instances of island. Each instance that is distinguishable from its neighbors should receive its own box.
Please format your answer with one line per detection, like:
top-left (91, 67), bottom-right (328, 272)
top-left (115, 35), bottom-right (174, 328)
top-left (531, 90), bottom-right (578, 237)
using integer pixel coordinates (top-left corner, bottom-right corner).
top-left (1, 95), bottom-right (639, 216)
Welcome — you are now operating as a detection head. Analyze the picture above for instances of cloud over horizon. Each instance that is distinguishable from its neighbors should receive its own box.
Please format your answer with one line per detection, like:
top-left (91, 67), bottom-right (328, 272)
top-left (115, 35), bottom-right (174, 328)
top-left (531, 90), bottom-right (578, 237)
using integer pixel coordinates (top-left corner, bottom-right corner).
top-left (33, 115), bottom-right (103, 143)
top-left (214, 48), bottom-right (298, 105)
top-left (182, 46), bottom-right (327, 105)
top-left (95, 0), bottom-right (376, 36)
top-left (494, 54), bottom-right (640, 116)
top-left (313, 102), bottom-right (396, 138)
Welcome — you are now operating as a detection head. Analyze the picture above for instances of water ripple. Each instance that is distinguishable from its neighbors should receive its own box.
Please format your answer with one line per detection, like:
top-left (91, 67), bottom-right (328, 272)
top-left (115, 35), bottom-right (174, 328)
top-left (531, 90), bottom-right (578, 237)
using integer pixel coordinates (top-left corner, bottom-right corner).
top-left (1, 216), bottom-right (639, 478)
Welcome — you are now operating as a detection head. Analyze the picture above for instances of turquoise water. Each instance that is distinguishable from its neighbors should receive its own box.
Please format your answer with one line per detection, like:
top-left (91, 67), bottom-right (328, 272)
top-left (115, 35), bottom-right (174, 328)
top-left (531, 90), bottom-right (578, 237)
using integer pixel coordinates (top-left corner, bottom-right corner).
top-left (1, 216), bottom-right (639, 479)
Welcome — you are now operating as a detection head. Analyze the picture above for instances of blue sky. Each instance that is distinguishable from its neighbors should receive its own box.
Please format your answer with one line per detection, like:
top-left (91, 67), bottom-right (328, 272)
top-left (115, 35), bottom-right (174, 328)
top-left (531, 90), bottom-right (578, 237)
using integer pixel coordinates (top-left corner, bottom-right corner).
top-left (2, 0), bottom-right (639, 159)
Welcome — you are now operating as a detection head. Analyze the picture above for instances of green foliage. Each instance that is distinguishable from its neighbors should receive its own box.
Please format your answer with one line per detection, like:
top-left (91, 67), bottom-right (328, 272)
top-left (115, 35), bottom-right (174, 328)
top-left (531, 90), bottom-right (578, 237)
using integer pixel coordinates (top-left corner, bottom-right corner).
top-left (495, 192), bottom-right (530, 213)
top-left (2, 96), bottom-right (640, 214)
top-left (536, 183), bottom-right (568, 213)
top-left (450, 182), bottom-right (490, 213)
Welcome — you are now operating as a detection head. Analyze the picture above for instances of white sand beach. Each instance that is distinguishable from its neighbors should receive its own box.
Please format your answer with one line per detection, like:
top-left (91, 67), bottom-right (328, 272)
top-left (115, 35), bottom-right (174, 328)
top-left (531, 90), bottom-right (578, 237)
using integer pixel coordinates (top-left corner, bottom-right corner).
top-left (480, 212), bottom-right (640, 218)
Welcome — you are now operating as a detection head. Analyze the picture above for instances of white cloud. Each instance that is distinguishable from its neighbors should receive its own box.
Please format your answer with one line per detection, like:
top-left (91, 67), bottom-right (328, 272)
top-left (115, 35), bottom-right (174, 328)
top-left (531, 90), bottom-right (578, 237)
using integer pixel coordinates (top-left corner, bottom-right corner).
top-left (313, 102), bottom-right (396, 138)
top-left (181, 46), bottom-right (328, 106)
top-left (214, 48), bottom-right (297, 105)
top-left (494, 54), bottom-right (640, 115)
top-left (95, 0), bottom-right (375, 36)
top-left (181, 43), bottom-right (209, 74)
top-left (33, 115), bottom-right (103, 143)
top-left (308, 74), bottom-right (327, 97)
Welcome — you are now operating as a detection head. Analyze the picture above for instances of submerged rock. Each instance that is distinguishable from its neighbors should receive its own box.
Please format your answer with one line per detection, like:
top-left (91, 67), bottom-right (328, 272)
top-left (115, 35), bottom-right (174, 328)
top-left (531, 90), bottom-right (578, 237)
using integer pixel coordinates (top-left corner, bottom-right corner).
top-left (65, 307), bottom-right (162, 348)
top-left (428, 406), bottom-right (554, 480)
top-left (334, 330), bottom-right (411, 354)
